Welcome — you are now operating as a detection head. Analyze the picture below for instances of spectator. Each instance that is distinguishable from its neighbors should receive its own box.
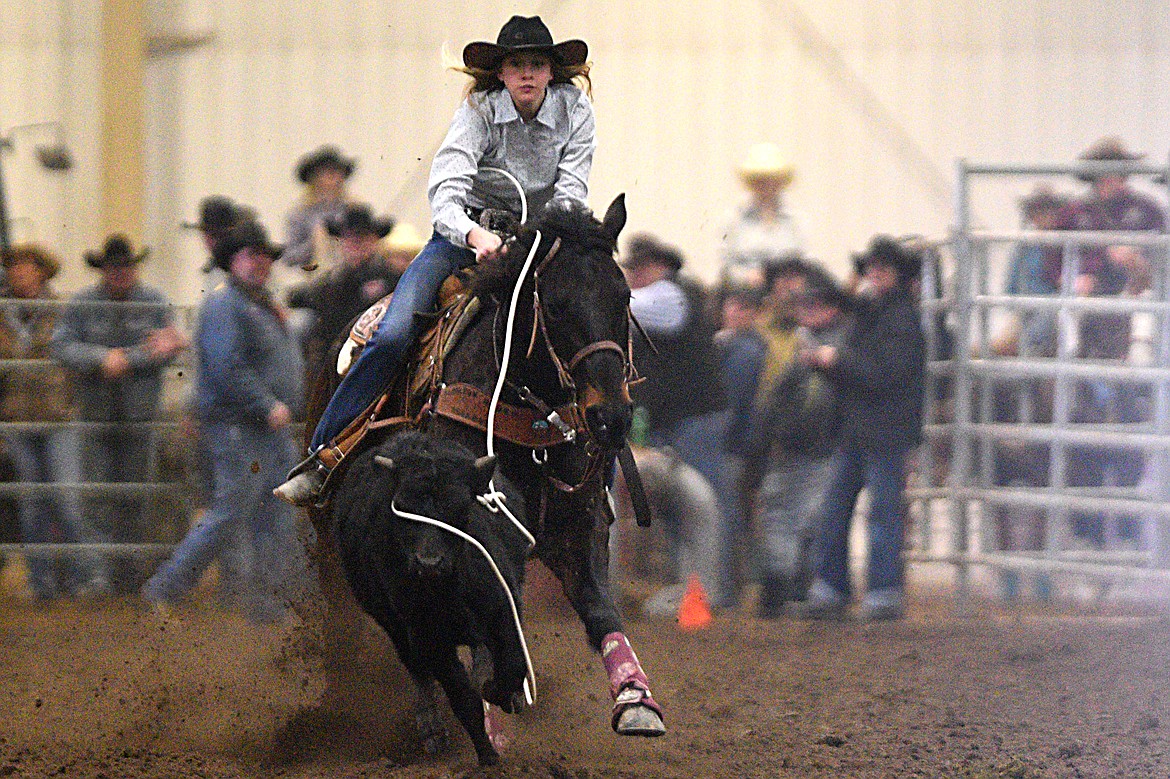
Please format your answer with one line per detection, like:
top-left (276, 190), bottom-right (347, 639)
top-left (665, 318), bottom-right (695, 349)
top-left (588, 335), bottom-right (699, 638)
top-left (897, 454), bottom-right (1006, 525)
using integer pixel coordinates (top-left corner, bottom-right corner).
top-left (720, 143), bottom-right (806, 290)
top-left (623, 233), bottom-right (726, 592)
top-left (625, 234), bottom-right (725, 461)
top-left (711, 284), bottom-right (767, 608)
top-left (284, 145), bottom-right (356, 270)
top-left (182, 195), bottom-right (247, 274)
top-left (180, 196), bottom-right (252, 602)
top-left (992, 184), bottom-right (1068, 358)
top-left (0, 244), bottom-right (111, 600)
top-left (1064, 136), bottom-right (1165, 547)
top-left (142, 219), bottom-right (307, 623)
top-left (287, 203), bottom-right (399, 379)
top-left (799, 236), bottom-right (926, 622)
top-left (52, 235), bottom-right (188, 593)
top-left (743, 267), bottom-right (850, 617)
top-left (754, 258), bottom-right (814, 404)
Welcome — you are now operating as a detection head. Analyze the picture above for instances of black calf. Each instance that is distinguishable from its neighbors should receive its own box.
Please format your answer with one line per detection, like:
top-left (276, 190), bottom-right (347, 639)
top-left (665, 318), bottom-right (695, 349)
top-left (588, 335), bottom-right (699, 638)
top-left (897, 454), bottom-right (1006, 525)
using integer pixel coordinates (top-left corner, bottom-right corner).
top-left (331, 430), bottom-right (530, 766)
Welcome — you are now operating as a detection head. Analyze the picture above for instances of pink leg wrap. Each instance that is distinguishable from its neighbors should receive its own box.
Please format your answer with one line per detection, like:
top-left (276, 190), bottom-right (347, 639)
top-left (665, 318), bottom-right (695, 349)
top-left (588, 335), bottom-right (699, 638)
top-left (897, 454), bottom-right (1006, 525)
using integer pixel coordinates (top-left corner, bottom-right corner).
top-left (601, 631), bottom-right (663, 728)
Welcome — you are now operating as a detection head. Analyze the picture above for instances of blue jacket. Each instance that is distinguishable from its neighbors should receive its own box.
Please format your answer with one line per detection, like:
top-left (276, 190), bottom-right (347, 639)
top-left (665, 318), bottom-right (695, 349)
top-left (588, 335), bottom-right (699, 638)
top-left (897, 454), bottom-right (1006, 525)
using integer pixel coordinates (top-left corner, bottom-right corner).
top-left (196, 281), bottom-right (303, 427)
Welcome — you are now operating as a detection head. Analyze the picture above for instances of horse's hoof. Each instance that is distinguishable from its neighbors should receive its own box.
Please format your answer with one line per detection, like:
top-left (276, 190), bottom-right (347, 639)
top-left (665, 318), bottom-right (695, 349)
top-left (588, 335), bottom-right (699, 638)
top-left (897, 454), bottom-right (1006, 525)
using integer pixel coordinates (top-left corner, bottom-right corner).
top-left (614, 704), bottom-right (665, 737)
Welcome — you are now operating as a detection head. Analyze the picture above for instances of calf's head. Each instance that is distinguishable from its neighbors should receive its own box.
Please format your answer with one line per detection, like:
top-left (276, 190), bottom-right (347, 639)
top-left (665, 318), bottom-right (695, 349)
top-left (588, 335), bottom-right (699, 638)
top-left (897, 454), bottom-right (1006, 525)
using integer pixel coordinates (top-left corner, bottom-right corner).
top-left (373, 431), bottom-right (496, 579)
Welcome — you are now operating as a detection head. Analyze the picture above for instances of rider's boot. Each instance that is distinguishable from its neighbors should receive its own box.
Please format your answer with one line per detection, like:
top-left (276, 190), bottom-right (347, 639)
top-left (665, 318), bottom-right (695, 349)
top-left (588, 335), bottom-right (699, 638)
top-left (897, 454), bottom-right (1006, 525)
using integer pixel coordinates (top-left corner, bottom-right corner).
top-left (273, 452), bottom-right (331, 507)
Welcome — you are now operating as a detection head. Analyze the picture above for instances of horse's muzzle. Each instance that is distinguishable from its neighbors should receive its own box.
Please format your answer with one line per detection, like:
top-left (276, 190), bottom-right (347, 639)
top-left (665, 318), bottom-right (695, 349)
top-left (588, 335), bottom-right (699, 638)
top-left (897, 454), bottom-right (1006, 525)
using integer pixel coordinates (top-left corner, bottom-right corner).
top-left (585, 402), bottom-right (632, 450)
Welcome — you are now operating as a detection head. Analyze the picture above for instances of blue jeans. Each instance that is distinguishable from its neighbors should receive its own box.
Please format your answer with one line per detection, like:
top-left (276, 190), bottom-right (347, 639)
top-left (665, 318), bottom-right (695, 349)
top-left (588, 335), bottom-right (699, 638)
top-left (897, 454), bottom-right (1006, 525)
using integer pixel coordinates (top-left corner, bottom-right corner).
top-left (758, 455), bottom-right (834, 582)
top-left (146, 423), bottom-right (304, 620)
top-left (8, 427), bottom-right (109, 598)
top-left (82, 425), bottom-right (158, 589)
top-left (814, 444), bottom-right (911, 600)
top-left (311, 233), bottom-right (473, 450)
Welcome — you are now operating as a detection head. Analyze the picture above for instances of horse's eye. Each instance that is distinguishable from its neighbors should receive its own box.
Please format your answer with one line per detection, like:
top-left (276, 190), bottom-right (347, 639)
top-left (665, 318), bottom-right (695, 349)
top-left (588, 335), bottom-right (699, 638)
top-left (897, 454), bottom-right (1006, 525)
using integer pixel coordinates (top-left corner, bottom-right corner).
top-left (545, 299), bottom-right (570, 321)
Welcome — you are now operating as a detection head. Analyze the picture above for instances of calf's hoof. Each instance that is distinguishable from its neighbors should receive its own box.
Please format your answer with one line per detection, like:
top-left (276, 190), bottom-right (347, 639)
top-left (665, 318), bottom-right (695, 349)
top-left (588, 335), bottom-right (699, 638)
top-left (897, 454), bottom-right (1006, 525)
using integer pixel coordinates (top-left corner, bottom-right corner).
top-left (614, 703), bottom-right (665, 737)
top-left (415, 706), bottom-right (450, 755)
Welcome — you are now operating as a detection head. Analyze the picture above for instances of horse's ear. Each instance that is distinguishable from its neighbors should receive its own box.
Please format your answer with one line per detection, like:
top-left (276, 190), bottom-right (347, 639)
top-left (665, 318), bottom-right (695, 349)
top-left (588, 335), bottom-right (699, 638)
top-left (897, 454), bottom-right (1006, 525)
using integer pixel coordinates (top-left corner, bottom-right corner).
top-left (601, 194), bottom-right (627, 243)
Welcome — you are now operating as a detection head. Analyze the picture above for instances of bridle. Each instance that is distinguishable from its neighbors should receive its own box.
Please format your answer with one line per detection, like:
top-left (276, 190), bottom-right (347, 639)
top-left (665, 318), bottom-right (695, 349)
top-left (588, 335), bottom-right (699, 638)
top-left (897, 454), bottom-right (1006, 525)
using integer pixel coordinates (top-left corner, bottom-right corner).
top-left (518, 235), bottom-right (638, 399)
top-left (489, 231), bottom-right (638, 495)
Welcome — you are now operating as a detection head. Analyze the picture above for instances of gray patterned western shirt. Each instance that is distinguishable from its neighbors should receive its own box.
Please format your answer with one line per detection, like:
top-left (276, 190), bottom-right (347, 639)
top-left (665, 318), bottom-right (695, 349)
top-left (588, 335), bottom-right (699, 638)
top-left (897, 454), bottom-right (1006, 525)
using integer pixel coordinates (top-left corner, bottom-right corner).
top-left (428, 83), bottom-right (595, 248)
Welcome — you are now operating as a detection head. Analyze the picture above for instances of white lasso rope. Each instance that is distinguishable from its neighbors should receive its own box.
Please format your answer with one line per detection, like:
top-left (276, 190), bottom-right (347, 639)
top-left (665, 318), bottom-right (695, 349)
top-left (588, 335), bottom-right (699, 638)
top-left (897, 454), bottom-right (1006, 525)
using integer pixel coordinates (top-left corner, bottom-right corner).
top-left (391, 500), bottom-right (536, 705)
top-left (477, 166), bottom-right (539, 550)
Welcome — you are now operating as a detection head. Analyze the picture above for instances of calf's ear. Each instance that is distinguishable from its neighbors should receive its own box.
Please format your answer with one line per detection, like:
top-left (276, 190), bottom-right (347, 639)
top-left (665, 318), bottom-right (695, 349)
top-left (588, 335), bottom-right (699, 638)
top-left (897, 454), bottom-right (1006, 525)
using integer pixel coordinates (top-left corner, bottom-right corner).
top-left (472, 455), bottom-right (497, 493)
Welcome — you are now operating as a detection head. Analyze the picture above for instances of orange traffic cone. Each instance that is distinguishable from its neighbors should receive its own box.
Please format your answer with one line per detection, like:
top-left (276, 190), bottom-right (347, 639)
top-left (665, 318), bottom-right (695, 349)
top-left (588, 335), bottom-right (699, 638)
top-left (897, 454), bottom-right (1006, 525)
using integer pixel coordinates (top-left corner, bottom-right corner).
top-left (677, 573), bottom-right (713, 631)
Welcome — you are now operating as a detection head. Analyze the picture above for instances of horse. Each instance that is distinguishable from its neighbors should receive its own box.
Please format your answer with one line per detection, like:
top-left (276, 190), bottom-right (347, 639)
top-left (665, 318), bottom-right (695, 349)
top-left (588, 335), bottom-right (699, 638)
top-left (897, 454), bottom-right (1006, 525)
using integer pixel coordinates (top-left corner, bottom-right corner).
top-left (305, 194), bottom-right (665, 746)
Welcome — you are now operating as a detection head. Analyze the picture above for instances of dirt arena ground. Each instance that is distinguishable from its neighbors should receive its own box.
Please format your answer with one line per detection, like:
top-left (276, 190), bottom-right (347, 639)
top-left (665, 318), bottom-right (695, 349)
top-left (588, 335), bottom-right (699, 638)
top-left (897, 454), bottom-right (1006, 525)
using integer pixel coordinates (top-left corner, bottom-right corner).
top-left (5, 556), bottom-right (1170, 779)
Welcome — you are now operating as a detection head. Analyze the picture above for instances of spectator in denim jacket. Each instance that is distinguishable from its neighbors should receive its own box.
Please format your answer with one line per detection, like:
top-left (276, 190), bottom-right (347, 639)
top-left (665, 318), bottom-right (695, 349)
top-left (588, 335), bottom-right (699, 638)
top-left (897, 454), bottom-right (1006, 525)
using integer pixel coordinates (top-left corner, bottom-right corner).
top-left (143, 220), bottom-right (308, 623)
top-left (1, 244), bottom-right (111, 600)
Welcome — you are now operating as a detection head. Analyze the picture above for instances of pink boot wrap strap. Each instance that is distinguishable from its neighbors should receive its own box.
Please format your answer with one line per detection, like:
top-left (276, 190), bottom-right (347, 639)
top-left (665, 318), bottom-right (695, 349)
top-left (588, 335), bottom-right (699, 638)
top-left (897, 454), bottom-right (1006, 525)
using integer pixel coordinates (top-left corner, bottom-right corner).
top-left (601, 632), bottom-right (663, 729)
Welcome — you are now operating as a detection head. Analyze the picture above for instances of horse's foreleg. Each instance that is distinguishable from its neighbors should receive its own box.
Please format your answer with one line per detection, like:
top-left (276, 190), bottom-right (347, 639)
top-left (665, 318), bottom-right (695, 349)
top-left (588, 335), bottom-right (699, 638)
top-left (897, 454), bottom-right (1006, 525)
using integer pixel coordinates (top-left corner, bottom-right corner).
top-left (600, 631), bottom-right (664, 736)
top-left (538, 494), bottom-right (665, 737)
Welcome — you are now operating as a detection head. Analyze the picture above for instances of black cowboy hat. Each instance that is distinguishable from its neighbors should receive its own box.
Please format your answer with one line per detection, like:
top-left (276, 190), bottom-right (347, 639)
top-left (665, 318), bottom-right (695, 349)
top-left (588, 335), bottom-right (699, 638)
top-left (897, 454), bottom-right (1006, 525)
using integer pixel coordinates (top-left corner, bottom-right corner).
top-left (325, 204), bottom-right (395, 239)
top-left (856, 235), bottom-right (920, 284)
top-left (620, 233), bottom-right (683, 273)
top-left (85, 234), bottom-right (150, 269)
top-left (794, 266), bottom-right (850, 311)
top-left (1076, 136), bottom-right (1145, 182)
top-left (182, 195), bottom-right (238, 233)
top-left (211, 219), bottom-right (283, 272)
top-left (462, 15), bottom-right (588, 72)
top-left (296, 145), bottom-right (357, 184)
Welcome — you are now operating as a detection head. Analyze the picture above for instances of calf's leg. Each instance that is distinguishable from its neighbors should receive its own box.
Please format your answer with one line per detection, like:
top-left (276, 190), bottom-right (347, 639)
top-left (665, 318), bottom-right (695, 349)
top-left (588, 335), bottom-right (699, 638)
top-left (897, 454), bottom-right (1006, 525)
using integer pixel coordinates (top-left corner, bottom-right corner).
top-left (432, 647), bottom-right (499, 765)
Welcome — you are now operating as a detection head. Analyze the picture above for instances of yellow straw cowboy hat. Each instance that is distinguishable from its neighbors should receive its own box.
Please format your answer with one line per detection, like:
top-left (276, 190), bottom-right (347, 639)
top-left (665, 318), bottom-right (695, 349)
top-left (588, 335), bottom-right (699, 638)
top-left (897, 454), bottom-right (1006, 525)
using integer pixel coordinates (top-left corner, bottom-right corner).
top-left (737, 143), bottom-right (795, 187)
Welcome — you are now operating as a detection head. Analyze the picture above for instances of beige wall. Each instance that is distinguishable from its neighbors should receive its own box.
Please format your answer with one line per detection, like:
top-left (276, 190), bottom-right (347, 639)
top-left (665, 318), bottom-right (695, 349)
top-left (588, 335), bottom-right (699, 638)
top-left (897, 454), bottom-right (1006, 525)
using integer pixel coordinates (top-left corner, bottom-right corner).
top-left (3, 0), bottom-right (1169, 303)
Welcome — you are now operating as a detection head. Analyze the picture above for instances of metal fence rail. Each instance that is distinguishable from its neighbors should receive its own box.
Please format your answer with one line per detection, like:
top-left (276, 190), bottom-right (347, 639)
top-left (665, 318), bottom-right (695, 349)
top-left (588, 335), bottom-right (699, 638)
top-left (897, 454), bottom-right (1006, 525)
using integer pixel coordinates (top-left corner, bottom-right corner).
top-left (911, 156), bottom-right (1170, 598)
top-left (0, 297), bottom-right (203, 575)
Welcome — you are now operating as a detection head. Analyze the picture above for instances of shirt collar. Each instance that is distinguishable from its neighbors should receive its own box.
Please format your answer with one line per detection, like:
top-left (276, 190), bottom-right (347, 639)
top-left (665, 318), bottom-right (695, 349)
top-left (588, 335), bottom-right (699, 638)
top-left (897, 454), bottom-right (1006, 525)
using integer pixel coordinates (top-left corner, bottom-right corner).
top-left (488, 87), bottom-right (558, 129)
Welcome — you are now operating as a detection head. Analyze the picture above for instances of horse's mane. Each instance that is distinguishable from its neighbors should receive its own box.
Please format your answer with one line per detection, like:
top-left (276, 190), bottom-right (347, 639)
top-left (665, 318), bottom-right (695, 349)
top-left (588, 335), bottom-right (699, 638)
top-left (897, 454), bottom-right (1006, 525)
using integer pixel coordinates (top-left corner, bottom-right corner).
top-left (468, 204), bottom-right (617, 300)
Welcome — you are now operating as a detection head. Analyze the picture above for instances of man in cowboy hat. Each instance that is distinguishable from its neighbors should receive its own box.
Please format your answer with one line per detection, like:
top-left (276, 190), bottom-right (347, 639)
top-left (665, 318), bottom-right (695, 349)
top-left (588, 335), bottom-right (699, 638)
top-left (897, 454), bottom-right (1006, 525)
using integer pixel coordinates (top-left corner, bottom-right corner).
top-left (51, 234), bottom-right (188, 592)
top-left (287, 203), bottom-right (401, 378)
top-left (285, 145), bottom-right (357, 270)
top-left (1063, 136), bottom-right (1166, 549)
top-left (0, 243), bottom-right (112, 600)
top-left (1068, 136), bottom-right (1164, 303)
top-left (183, 195), bottom-right (251, 273)
top-left (143, 219), bottom-right (309, 623)
top-left (622, 232), bottom-right (727, 603)
top-left (720, 142), bottom-right (807, 290)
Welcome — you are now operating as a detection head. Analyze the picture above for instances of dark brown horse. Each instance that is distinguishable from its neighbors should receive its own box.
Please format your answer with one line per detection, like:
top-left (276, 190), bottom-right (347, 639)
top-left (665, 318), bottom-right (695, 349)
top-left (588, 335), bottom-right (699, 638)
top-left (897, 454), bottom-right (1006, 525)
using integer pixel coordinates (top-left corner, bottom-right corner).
top-left (306, 194), bottom-right (664, 750)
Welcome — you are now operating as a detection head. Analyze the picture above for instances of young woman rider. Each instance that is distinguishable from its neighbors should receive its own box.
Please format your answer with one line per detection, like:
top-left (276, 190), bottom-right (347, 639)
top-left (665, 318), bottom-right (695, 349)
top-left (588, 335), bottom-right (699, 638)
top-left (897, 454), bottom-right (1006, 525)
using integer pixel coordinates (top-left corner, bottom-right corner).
top-left (275, 15), bottom-right (595, 505)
